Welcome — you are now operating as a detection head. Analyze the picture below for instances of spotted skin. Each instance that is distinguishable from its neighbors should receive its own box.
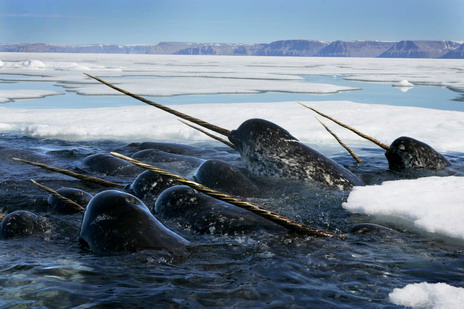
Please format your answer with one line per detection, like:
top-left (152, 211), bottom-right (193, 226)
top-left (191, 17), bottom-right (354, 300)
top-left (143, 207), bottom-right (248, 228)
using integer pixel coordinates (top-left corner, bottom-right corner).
top-left (385, 136), bottom-right (451, 171)
top-left (228, 119), bottom-right (364, 190)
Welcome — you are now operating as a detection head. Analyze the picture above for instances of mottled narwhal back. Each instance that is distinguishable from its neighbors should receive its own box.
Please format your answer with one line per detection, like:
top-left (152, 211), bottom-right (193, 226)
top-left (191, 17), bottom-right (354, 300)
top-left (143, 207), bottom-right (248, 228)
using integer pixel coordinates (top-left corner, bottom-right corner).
top-left (228, 118), bottom-right (364, 190)
top-left (154, 185), bottom-right (285, 235)
top-left (385, 136), bottom-right (451, 171)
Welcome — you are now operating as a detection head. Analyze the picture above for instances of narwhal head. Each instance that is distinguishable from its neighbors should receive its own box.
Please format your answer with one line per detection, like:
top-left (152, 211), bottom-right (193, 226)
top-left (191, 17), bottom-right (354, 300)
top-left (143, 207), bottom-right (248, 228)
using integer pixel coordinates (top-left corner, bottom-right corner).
top-left (229, 118), bottom-right (298, 153)
top-left (300, 104), bottom-right (451, 171)
top-left (385, 136), bottom-right (451, 170)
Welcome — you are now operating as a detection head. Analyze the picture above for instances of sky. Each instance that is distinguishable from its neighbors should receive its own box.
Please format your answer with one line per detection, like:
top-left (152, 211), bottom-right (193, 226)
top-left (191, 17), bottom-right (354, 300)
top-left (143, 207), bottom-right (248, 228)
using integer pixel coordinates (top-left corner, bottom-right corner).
top-left (0, 0), bottom-right (463, 45)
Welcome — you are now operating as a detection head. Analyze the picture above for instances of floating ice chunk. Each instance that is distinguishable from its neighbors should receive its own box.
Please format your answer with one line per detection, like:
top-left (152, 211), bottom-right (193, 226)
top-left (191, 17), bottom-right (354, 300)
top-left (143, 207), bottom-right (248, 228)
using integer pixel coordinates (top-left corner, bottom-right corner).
top-left (393, 80), bottom-right (414, 92)
top-left (0, 123), bottom-right (13, 132)
top-left (343, 176), bottom-right (464, 241)
top-left (23, 60), bottom-right (46, 69)
top-left (0, 60), bottom-right (4, 67)
top-left (394, 79), bottom-right (414, 87)
top-left (389, 282), bottom-right (464, 309)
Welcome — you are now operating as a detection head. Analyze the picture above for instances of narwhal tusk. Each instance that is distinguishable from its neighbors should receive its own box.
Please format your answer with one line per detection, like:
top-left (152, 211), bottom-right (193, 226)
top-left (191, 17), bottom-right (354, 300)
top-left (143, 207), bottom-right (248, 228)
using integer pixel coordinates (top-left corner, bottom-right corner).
top-left (298, 102), bottom-right (391, 151)
top-left (110, 151), bottom-right (341, 238)
top-left (84, 73), bottom-right (232, 137)
top-left (178, 119), bottom-right (236, 150)
top-left (13, 157), bottom-right (124, 188)
top-left (315, 117), bottom-right (363, 164)
top-left (30, 179), bottom-right (85, 212)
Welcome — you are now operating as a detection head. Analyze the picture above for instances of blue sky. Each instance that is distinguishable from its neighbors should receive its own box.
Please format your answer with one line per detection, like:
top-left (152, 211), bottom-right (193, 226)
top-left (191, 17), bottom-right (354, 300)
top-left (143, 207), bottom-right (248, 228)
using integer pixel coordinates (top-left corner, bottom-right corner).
top-left (1, 0), bottom-right (463, 44)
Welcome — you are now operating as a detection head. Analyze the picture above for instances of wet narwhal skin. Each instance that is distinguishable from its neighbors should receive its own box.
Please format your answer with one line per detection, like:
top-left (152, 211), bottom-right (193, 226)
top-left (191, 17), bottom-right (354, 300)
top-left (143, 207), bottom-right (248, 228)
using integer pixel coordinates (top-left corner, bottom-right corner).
top-left (349, 223), bottom-right (398, 237)
top-left (154, 185), bottom-right (286, 235)
top-left (193, 159), bottom-right (260, 197)
top-left (228, 118), bottom-right (364, 190)
top-left (47, 187), bottom-right (93, 214)
top-left (0, 210), bottom-right (48, 240)
top-left (117, 141), bottom-right (218, 157)
top-left (126, 170), bottom-right (181, 202)
top-left (79, 190), bottom-right (190, 255)
top-left (385, 136), bottom-right (451, 171)
top-left (83, 153), bottom-right (142, 176)
top-left (131, 149), bottom-right (204, 174)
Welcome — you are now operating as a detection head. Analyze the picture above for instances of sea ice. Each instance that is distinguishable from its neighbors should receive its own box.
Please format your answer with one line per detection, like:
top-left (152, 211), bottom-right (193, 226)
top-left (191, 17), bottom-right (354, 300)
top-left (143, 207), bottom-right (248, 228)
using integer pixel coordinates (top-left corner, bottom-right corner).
top-left (23, 60), bottom-right (46, 69)
top-left (1, 101), bottom-right (464, 154)
top-left (70, 77), bottom-right (358, 97)
top-left (393, 79), bottom-right (414, 87)
top-left (389, 282), bottom-right (464, 309)
top-left (393, 79), bottom-right (414, 92)
top-left (0, 53), bottom-right (463, 151)
top-left (0, 89), bottom-right (63, 103)
top-left (343, 176), bottom-right (464, 241)
top-left (1, 53), bottom-right (463, 94)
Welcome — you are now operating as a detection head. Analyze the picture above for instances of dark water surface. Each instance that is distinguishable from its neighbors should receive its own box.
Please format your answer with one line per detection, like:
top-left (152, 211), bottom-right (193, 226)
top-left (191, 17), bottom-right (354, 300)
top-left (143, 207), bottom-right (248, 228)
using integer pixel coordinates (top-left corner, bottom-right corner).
top-left (1, 134), bottom-right (464, 308)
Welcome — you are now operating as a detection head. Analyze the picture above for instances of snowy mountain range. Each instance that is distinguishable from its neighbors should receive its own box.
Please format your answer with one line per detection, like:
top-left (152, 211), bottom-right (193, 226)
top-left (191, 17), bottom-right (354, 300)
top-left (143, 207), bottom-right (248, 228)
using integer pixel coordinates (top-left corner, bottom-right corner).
top-left (1, 40), bottom-right (463, 58)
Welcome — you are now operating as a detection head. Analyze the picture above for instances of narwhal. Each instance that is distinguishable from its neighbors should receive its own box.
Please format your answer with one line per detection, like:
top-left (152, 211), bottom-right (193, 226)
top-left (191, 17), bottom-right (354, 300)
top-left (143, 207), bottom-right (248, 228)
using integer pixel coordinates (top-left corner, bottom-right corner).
top-left (84, 74), bottom-right (364, 190)
top-left (299, 103), bottom-right (451, 171)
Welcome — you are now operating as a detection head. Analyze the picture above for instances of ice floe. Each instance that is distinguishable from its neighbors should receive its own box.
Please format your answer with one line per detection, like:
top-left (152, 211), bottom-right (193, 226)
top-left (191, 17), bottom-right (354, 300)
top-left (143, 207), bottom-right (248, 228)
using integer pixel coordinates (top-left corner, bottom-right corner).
top-left (393, 79), bottom-right (415, 92)
top-left (0, 89), bottom-right (63, 103)
top-left (0, 101), bottom-right (463, 154)
top-left (1, 53), bottom-right (463, 94)
top-left (23, 60), bottom-right (46, 69)
top-left (71, 77), bottom-right (357, 96)
top-left (393, 79), bottom-right (414, 87)
top-left (389, 282), bottom-right (464, 309)
top-left (343, 176), bottom-right (464, 241)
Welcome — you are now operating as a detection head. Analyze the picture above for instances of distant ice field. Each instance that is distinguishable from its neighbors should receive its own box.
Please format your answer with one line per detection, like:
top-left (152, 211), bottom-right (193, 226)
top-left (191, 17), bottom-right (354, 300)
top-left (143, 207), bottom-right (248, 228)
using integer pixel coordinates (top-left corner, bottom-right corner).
top-left (0, 53), bottom-right (463, 109)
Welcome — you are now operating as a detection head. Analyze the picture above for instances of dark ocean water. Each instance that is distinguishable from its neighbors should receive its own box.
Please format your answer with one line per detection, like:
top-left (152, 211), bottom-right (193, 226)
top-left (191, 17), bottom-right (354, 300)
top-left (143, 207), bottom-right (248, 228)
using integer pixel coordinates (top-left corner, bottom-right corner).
top-left (1, 133), bottom-right (464, 308)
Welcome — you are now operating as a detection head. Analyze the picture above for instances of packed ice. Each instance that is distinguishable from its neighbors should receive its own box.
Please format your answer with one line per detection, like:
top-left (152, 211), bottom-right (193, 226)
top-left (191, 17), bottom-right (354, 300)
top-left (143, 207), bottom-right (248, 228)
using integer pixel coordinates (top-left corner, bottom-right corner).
top-left (389, 282), bottom-right (464, 309)
top-left (0, 89), bottom-right (62, 103)
top-left (343, 176), bottom-right (464, 241)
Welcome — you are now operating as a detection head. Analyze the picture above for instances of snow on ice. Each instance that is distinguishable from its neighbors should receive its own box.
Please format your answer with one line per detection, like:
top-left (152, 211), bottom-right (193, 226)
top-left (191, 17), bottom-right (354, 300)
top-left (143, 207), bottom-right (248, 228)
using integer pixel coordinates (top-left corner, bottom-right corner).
top-left (389, 282), bottom-right (464, 309)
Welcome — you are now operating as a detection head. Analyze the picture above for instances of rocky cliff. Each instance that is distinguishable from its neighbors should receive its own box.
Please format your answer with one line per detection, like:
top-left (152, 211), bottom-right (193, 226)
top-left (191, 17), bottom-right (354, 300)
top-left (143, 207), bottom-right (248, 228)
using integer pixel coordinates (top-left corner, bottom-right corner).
top-left (1, 40), bottom-right (463, 58)
top-left (379, 40), bottom-right (461, 58)
top-left (441, 43), bottom-right (464, 59)
top-left (316, 41), bottom-right (395, 57)
top-left (254, 40), bottom-right (328, 56)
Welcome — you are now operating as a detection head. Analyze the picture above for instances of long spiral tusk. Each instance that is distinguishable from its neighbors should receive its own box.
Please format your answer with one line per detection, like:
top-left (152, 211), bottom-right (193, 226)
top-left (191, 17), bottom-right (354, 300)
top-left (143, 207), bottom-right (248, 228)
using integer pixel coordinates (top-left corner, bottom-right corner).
top-left (84, 73), bottom-right (231, 137)
top-left (111, 151), bottom-right (342, 238)
top-left (315, 117), bottom-right (363, 163)
top-left (299, 102), bottom-right (390, 150)
top-left (13, 157), bottom-right (124, 188)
